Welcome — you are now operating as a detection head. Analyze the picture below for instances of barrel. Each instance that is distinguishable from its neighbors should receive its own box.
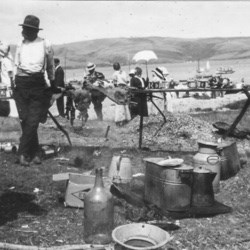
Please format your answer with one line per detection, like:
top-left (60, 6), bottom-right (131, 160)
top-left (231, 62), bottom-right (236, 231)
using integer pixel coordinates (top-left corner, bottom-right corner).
top-left (218, 141), bottom-right (240, 180)
top-left (144, 158), bottom-right (193, 212)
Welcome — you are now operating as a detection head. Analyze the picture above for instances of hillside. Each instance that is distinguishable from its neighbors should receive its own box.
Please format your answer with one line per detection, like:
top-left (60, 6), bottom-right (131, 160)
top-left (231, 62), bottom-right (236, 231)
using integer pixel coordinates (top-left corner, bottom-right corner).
top-left (11, 36), bottom-right (250, 69)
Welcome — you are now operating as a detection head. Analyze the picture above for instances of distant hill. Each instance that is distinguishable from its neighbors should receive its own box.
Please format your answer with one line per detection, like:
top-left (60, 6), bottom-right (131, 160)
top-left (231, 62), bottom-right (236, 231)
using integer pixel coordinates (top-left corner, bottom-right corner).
top-left (11, 36), bottom-right (250, 69)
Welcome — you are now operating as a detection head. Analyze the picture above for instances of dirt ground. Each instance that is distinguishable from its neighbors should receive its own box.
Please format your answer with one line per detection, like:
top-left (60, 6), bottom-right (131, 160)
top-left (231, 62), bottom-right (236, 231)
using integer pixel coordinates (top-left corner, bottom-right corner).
top-left (0, 94), bottom-right (250, 249)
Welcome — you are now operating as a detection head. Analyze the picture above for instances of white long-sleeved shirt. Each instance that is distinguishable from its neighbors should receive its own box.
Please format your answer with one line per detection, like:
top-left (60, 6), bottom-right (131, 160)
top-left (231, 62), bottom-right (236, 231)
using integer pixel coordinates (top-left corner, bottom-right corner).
top-left (15, 37), bottom-right (55, 80)
top-left (0, 53), bottom-right (13, 87)
top-left (112, 70), bottom-right (128, 85)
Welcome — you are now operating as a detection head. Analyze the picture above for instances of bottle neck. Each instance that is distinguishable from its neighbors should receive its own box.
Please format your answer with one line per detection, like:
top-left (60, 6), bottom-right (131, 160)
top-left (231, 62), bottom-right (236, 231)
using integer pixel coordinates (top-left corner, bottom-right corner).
top-left (94, 168), bottom-right (104, 188)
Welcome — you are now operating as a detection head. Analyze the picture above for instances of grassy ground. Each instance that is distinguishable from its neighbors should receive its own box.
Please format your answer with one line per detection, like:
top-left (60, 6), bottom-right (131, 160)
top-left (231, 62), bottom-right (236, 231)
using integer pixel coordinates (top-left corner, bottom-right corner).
top-left (0, 96), bottom-right (250, 249)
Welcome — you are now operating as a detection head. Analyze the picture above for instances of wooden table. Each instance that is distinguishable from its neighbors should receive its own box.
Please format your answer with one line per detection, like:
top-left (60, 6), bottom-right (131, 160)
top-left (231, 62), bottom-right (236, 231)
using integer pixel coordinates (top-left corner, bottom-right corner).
top-left (131, 88), bottom-right (250, 149)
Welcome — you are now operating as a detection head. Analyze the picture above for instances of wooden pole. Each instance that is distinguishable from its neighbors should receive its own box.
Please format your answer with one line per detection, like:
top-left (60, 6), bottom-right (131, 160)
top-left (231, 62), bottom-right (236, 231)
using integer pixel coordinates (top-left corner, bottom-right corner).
top-left (145, 61), bottom-right (148, 79)
top-left (0, 242), bottom-right (109, 250)
top-left (138, 93), bottom-right (144, 149)
top-left (223, 88), bottom-right (250, 139)
top-left (47, 110), bottom-right (72, 146)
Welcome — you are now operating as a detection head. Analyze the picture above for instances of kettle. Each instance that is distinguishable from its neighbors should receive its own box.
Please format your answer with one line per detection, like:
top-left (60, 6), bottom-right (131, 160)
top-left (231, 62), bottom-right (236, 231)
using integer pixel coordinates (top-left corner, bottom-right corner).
top-left (193, 140), bottom-right (221, 193)
top-left (191, 166), bottom-right (216, 207)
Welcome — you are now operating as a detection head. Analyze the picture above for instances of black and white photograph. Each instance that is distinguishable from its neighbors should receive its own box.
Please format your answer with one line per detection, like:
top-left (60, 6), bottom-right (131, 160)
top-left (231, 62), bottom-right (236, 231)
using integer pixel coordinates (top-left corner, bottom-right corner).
top-left (0, 1), bottom-right (250, 249)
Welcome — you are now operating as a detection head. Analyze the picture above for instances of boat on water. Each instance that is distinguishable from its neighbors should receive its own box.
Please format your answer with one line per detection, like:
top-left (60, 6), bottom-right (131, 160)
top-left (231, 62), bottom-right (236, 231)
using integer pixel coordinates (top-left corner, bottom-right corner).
top-left (216, 67), bottom-right (235, 75)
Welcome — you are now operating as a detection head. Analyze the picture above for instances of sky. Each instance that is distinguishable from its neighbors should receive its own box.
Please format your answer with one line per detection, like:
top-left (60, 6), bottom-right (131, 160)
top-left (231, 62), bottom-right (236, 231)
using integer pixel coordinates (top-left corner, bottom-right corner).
top-left (1, 1), bottom-right (250, 45)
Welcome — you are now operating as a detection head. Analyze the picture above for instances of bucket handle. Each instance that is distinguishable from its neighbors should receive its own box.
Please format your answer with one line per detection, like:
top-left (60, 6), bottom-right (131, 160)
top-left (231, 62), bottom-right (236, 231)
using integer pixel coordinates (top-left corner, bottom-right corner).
top-left (207, 155), bottom-right (219, 165)
top-left (116, 155), bottom-right (123, 173)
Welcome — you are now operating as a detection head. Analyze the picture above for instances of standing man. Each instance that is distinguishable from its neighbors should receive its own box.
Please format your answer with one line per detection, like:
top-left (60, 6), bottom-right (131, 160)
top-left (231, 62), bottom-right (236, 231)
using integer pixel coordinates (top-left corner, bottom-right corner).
top-left (83, 62), bottom-right (106, 121)
top-left (14, 15), bottom-right (61, 166)
top-left (54, 58), bottom-right (65, 117)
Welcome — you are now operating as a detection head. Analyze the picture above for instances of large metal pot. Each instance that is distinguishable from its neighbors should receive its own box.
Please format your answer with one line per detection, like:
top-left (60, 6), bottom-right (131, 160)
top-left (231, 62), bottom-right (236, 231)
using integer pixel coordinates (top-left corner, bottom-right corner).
top-left (217, 140), bottom-right (240, 180)
top-left (144, 158), bottom-right (193, 212)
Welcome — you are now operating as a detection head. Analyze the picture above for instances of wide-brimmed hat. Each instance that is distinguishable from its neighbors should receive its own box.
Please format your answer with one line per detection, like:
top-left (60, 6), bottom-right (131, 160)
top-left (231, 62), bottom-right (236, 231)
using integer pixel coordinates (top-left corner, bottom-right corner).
top-left (152, 67), bottom-right (165, 80)
top-left (158, 66), bottom-right (169, 76)
top-left (19, 15), bottom-right (42, 30)
top-left (129, 69), bottom-right (136, 76)
top-left (86, 62), bottom-right (96, 72)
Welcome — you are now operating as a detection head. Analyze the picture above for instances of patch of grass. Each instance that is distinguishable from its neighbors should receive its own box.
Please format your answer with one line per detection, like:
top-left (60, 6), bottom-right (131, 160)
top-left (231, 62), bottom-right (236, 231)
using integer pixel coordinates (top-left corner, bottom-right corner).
top-left (191, 109), bottom-right (250, 130)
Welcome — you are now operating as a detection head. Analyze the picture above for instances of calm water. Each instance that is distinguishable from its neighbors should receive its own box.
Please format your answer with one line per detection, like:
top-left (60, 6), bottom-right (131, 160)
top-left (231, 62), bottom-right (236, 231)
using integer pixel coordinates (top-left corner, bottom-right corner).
top-left (65, 58), bottom-right (250, 84)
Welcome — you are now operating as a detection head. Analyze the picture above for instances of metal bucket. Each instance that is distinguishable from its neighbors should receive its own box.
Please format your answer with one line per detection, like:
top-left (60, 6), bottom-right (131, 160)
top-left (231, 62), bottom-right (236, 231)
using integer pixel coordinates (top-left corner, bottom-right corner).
top-left (112, 223), bottom-right (171, 250)
top-left (144, 158), bottom-right (193, 212)
top-left (218, 141), bottom-right (240, 180)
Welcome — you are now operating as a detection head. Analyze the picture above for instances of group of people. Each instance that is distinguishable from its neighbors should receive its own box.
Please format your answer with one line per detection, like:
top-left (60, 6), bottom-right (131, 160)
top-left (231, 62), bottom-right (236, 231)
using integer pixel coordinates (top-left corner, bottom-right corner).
top-left (81, 61), bottom-right (150, 126)
top-left (208, 76), bottom-right (231, 98)
top-left (81, 61), bottom-right (175, 126)
top-left (0, 14), bottom-right (174, 167)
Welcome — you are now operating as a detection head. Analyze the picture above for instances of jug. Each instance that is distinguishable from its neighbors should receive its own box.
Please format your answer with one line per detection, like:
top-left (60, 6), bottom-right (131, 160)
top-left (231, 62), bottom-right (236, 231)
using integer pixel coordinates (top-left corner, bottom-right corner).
top-left (84, 168), bottom-right (114, 244)
top-left (108, 154), bottom-right (132, 186)
top-left (193, 140), bottom-right (221, 193)
top-left (191, 166), bottom-right (216, 207)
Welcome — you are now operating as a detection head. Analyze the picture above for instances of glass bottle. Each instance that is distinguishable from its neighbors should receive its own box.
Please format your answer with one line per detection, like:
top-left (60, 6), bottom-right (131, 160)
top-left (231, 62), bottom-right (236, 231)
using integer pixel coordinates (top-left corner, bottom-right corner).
top-left (84, 167), bottom-right (114, 244)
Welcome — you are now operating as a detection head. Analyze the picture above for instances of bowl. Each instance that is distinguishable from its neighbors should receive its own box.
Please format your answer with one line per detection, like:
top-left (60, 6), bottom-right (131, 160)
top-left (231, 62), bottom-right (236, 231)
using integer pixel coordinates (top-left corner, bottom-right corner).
top-left (112, 223), bottom-right (172, 250)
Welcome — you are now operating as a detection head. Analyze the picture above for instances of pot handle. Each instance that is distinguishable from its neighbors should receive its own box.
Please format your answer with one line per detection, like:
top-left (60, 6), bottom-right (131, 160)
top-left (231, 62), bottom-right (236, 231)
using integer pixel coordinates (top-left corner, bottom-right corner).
top-left (116, 155), bottom-right (123, 172)
top-left (207, 155), bottom-right (219, 165)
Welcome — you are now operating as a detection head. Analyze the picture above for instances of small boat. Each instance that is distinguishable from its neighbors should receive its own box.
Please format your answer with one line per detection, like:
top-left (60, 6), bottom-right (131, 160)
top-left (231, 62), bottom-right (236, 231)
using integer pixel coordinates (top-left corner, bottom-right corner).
top-left (216, 67), bottom-right (235, 75)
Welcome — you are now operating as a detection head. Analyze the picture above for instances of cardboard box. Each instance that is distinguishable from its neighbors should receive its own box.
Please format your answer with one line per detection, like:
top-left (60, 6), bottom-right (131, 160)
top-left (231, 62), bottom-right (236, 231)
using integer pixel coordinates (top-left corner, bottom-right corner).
top-left (53, 172), bottom-right (111, 208)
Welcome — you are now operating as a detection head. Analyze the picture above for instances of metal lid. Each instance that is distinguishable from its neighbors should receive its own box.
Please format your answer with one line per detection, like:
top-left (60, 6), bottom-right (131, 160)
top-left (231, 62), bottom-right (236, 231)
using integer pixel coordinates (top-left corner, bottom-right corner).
top-left (193, 166), bottom-right (211, 173)
top-left (174, 165), bottom-right (193, 171)
top-left (143, 157), bottom-right (165, 164)
top-left (197, 140), bottom-right (218, 147)
top-left (157, 158), bottom-right (184, 167)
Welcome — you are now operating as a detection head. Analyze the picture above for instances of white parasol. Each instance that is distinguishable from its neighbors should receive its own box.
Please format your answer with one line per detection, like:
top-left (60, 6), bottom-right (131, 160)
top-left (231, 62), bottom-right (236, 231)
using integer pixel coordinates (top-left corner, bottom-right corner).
top-left (132, 50), bottom-right (158, 78)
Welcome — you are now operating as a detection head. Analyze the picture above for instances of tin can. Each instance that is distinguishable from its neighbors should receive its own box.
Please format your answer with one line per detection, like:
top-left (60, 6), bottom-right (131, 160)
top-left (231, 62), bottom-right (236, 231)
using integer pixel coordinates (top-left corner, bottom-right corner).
top-left (2, 143), bottom-right (19, 153)
top-left (41, 145), bottom-right (58, 158)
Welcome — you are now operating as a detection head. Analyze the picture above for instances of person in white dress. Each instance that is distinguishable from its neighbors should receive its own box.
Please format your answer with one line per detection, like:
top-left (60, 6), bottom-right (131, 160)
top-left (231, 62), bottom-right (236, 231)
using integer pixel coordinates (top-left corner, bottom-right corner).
top-left (0, 42), bottom-right (14, 93)
top-left (111, 62), bottom-right (131, 126)
top-left (0, 41), bottom-right (18, 117)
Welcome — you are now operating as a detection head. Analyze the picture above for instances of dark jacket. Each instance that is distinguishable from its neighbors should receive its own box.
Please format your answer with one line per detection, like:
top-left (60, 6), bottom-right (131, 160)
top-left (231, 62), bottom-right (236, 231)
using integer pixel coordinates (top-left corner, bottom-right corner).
top-left (130, 76), bottom-right (148, 117)
top-left (55, 66), bottom-right (65, 88)
top-left (83, 71), bottom-right (105, 97)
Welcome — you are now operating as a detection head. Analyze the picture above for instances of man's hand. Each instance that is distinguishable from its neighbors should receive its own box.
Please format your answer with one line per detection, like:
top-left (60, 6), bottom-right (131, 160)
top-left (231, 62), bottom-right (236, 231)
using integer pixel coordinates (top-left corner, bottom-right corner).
top-left (50, 80), bottom-right (63, 94)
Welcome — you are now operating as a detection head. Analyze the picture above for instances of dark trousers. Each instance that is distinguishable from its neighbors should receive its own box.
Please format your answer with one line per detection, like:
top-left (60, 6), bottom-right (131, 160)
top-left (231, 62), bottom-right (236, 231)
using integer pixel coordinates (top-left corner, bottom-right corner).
top-left (129, 93), bottom-right (148, 119)
top-left (56, 95), bottom-right (65, 117)
top-left (13, 75), bottom-right (51, 159)
top-left (91, 92), bottom-right (106, 120)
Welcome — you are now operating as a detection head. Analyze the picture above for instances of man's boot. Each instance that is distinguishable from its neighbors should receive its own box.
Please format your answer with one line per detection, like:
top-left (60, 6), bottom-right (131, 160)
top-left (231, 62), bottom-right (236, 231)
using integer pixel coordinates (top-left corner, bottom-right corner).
top-left (20, 155), bottom-right (30, 167)
top-left (32, 155), bottom-right (42, 165)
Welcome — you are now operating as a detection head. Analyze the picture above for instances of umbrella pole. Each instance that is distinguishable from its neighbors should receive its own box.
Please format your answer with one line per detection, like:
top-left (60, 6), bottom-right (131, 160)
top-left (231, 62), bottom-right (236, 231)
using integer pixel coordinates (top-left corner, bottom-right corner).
top-left (145, 61), bottom-right (148, 79)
